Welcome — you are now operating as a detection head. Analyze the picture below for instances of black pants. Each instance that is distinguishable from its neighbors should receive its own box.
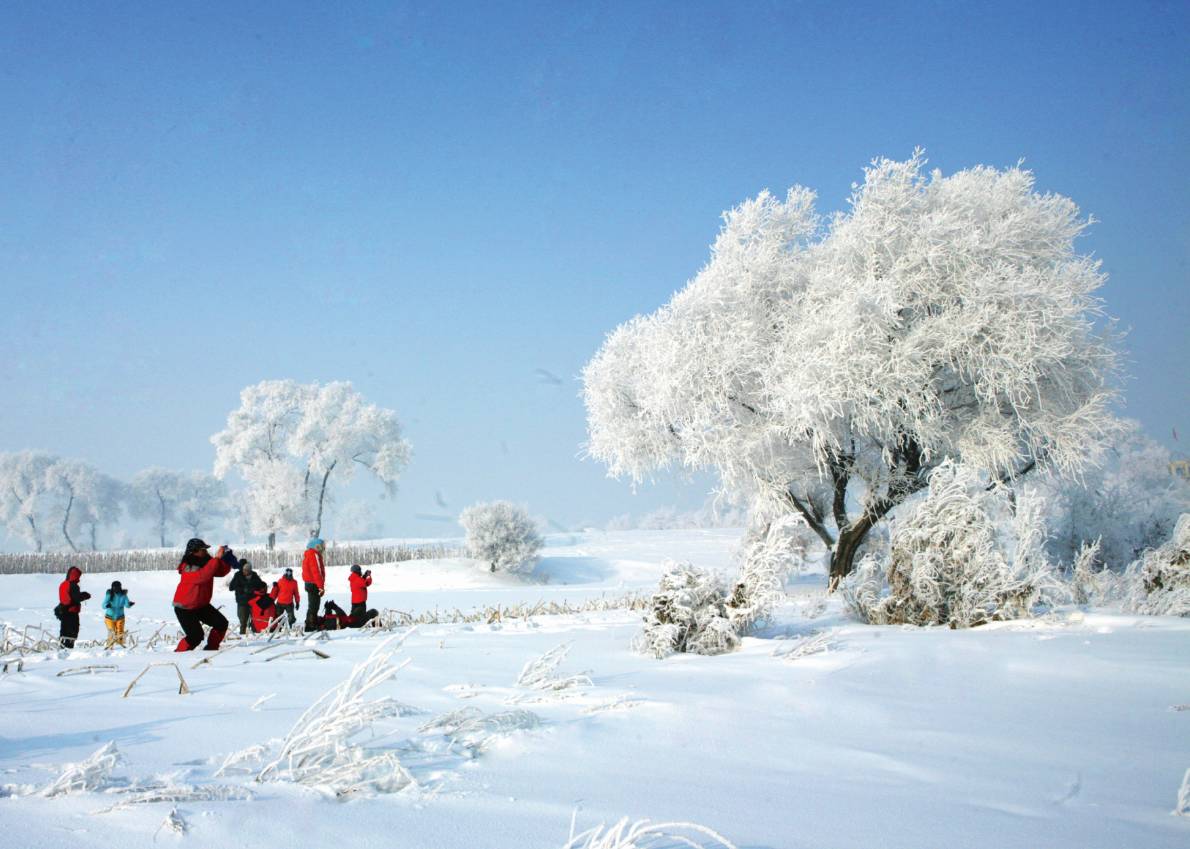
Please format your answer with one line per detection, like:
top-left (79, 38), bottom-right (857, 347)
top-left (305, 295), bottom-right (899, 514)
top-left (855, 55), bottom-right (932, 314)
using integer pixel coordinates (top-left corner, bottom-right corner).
top-left (350, 601), bottom-right (366, 622)
top-left (304, 583), bottom-right (321, 629)
top-left (237, 602), bottom-right (251, 634)
top-left (277, 603), bottom-right (296, 626)
top-left (59, 612), bottom-right (80, 649)
top-left (175, 604), bottom-right (229, 650)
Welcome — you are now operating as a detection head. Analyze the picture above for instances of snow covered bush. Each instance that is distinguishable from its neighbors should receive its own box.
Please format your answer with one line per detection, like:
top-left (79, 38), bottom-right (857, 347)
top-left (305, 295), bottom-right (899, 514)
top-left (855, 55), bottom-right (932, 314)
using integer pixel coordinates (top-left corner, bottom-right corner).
top-left (1127, 513), bottom-right (1190, 616)
top-left (583, 152), bottom-right (1121, 587)
top-left (1031, 421), bottom-right (1189, 570)
top-left (843, 462), bottom-right (1057, 628)
top-left (634, 562), bottom-right (740, 658)
top-left (459, 500), bottom-right (543, 574)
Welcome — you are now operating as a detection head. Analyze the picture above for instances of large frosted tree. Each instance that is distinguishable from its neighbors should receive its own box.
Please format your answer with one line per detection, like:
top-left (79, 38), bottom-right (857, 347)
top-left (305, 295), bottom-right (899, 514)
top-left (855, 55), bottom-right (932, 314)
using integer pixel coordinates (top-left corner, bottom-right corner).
top-left (44, 458), bottom-right (125, 551)
top-left (212, 380), bottom-right (411, 543)
top-left (583, 153), bottom-right (1120, 587)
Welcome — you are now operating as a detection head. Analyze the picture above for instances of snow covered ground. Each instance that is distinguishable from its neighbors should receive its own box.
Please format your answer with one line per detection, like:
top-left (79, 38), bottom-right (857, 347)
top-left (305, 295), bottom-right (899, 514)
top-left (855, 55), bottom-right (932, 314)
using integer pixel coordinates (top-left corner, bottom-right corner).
top-left (0, 529), bottom-right (1187, 848)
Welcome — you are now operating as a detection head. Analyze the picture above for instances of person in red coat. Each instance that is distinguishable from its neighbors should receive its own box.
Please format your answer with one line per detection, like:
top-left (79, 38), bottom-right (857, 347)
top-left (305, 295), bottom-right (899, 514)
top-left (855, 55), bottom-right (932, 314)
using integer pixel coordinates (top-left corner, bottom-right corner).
top-left (272, 567), bottom-right (301, 626)
top-left (247, 587), bottom-right (276, 633)
top-left (348, 564), bottom-right (372, 622)
top-left (173, 538), bottom-right (239, 651)
top-left (301, 537), bottom-right (326, 631)
top-left (56, 566), bottom-right (91, 649)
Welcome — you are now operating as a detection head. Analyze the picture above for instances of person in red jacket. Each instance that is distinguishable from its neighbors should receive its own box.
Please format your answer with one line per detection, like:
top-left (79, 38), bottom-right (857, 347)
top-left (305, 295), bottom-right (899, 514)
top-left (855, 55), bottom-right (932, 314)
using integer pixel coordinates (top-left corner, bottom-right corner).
top-left (173, 538), bottom-right (239, 651)
top-left (301, 537), bottom-right (326, 631)
top-left (348, 564), bottom-right (372, 623)
top-left (56, 566), bottom-right (91, 649)
top-left (272, 567), bottom-right (301, 626)
top-left (247, 587), bottom-right (276, 633)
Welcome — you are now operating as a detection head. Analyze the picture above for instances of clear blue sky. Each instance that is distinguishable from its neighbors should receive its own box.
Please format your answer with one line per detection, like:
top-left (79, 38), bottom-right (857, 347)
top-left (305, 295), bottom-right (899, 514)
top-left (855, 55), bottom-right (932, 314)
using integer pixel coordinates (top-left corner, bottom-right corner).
top-left (1, 1), bottom-right (1187, 542)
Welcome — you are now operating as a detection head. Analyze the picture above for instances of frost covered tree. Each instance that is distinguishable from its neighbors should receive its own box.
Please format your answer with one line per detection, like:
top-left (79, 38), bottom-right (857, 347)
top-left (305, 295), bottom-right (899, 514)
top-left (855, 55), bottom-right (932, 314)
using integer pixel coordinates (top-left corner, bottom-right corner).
top-left (1031, 421), bottom-right (1189, 570)
top-left (44, 459), bottom-right (125, 551)
top-left (130, 468), bottom-right (224, 548)
top-left (212, 380), bottom-right (411, 545)
top-left (0, 451), bottom-right (58, 551)
top-left (584, 152), bottom-right (1120, 587)
top-left (459, 501), bottom-right (543, 574)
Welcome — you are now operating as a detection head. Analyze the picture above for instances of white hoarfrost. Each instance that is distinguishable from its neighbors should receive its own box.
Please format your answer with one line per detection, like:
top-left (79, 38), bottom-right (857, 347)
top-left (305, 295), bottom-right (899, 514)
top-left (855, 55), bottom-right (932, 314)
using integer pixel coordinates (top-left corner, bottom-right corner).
top-left (583, 151), bottom-right (1121, 587)
top-left (842, 461), bottom-right (1057, 628)
top-left (255, 634), bottom-right (417, 797)
top-left (39, 741), bottom-right (122, 798)
top-left (515, 642), bottom-right (593, 693)
top-left (562, 814), bottom-right (737, 849)
top-left (459, 500), bottom-right (543, 574)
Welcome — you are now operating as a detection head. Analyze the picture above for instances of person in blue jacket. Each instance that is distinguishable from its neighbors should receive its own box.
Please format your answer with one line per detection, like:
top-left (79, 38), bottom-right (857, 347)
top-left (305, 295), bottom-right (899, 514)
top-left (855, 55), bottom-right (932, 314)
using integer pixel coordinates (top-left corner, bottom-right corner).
top-left (102, 580), bottom-right (135, 648)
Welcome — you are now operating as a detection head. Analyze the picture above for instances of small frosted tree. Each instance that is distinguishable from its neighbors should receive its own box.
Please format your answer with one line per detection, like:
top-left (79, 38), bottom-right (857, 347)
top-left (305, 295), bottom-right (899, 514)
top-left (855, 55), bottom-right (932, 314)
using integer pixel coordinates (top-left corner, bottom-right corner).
top-left (584, 152), bottom-right (1120, 588)
top-left (212, 380), bottom-right (411, 544)
top-left (459, 501), bottom-right (543, 574)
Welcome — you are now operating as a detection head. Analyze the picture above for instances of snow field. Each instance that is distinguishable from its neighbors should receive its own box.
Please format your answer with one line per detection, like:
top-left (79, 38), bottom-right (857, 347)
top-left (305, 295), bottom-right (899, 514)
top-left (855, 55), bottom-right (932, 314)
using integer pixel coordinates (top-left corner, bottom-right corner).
top-left (0, 529), bottom-right (1186, 848)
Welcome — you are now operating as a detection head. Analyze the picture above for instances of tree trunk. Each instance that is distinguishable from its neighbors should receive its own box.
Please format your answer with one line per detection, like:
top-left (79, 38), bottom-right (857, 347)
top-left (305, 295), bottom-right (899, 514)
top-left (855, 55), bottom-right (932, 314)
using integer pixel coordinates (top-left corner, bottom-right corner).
top-left (89, 523), bottom-right (98, 551)
top-left (313, 462), bottom-right (336, 538)
top-left (268, 531), bottom-right (276, 551)
top-left (827, 516), bottom-right (877, 590)
top-left (62, 494), bottom-right (78, 552)
top-left (157, 491), bottom-right (167, 548)
top-left (28, 515), bottom-right (42, 552)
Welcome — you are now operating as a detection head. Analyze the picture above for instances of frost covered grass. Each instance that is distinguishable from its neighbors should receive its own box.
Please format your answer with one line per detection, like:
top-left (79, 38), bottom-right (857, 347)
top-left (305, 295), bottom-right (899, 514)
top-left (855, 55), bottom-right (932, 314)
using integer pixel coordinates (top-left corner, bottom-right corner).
top-left (254, 633), bottom-right (418, 797)
top-left (562, 815), bottom-right (737, 849)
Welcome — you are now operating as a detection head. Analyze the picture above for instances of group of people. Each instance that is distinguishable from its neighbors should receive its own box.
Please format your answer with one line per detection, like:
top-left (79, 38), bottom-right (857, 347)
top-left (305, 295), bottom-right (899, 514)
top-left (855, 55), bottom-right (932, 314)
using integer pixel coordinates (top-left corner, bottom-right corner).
top-left (53, 536), bottom-right (379, 651)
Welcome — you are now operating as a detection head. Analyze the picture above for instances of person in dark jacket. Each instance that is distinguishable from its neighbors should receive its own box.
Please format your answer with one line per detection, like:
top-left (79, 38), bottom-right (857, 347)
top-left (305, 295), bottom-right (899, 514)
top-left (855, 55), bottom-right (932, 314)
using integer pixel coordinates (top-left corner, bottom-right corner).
top-left (348, 564), bottom-right (372, 623)
top-left (271, 567), bottom-right (301, 626)
top-left (173, 538), bottom-right (239, 651)
top-left (227, 559), bottom-right (267, 634)
top-left (56, 566), bottom-right (91, 649)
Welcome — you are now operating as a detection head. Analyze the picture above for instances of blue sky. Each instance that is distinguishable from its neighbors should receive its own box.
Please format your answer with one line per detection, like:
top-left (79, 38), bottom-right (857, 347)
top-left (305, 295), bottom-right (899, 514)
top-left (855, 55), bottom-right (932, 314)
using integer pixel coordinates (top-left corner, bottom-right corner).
top-left (1, 1), bottom-right (1187, 543)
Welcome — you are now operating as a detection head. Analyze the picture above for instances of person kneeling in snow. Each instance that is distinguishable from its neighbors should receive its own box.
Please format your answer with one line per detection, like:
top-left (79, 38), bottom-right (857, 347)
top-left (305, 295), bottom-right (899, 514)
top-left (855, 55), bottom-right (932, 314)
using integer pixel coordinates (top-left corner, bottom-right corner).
top-left (173, 538), bottom-right (239, 651)
top-left (317, 599), bottom-right (378, 630)
top-left (102, 580), bottom-right (134, 648)
top-left (348, 564), bottom-right (372, 623)
top-left (55, 566), bottom-right (91, 649)
top-left (247, 587), bottom-right (277, 633)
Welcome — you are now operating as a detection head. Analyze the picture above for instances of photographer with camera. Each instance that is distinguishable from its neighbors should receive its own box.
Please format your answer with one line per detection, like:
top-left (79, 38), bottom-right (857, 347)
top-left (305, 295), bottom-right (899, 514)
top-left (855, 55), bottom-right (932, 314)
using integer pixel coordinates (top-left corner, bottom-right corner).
top-left (348, 563), bottom-right (372, 623)
top-left (172, 538), bottom-right (239, 651)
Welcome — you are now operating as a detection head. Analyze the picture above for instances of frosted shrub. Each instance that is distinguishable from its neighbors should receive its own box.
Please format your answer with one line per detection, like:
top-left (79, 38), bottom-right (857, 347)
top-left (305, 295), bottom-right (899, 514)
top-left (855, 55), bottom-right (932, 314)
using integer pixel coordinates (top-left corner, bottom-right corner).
top-left (459, 500), bottom-right (543, 574)
top-left (730, 513), bottom-right (806, 631)
top-left (843, 462), bottom-right (1056, 628)
top-left (634, 562), bottom-right (739, 658)
top-left (1128, 513), bottom-right (1190, 617)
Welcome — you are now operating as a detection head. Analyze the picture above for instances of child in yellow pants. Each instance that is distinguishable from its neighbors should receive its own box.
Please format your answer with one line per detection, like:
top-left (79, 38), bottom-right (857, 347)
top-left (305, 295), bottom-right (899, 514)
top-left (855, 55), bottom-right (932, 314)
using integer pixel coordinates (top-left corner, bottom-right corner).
top-left (102, 580), bottom-right (134, 649)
